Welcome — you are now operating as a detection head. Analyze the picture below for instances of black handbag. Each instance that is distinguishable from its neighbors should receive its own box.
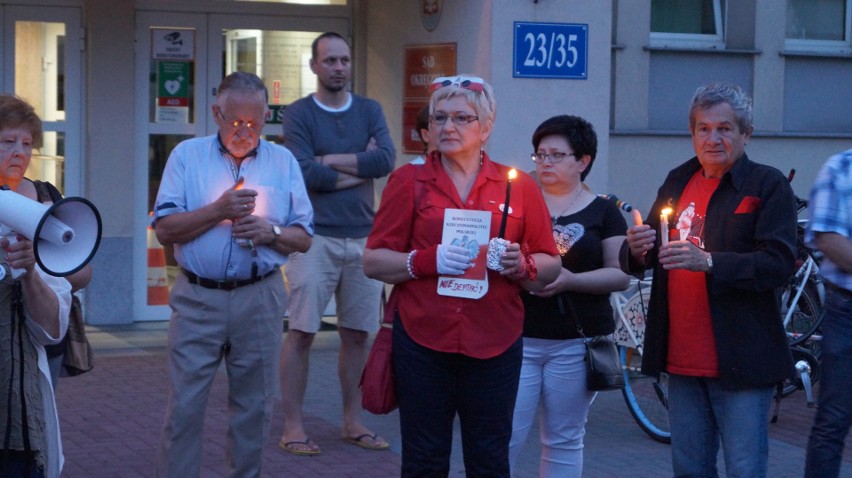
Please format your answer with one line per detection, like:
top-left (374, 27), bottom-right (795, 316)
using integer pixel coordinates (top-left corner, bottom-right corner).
top-left (558, 292), bottom-right (625, 391)
top-left (583, 333), bottom-right (625, 391)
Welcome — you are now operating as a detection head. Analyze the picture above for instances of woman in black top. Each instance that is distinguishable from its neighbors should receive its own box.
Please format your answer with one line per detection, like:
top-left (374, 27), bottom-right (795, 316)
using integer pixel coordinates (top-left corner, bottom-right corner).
top-left (508, 115), bottom-right (630, 477)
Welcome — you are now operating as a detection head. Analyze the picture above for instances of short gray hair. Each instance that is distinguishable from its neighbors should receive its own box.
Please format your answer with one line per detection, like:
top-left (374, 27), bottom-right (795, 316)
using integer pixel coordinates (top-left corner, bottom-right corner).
top-left (689, 83), bottom-right (753, 134)
top-left (217, 71), bottom-right (268, 103)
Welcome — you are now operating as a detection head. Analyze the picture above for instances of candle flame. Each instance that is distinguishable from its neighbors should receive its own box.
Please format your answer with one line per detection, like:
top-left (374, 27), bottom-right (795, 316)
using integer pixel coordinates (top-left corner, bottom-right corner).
top-left (661, 207), bottom-right (672, 217)
top-left (233, 177), bottom-right (245, 191)
top-left (508, 169), bottom-right (517, 181)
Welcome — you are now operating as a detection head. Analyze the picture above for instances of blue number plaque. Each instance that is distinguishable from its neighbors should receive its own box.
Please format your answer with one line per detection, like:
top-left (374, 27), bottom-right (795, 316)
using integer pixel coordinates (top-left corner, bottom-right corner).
top-left (513, 22), bottom-right (588, 79)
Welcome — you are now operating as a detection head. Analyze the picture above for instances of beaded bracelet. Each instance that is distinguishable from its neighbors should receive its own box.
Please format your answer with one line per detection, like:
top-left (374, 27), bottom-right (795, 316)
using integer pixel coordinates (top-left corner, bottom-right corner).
top-left (508, 244), bottom-right (538, 282)
top-left (406, 250), bottom-right (418, 280)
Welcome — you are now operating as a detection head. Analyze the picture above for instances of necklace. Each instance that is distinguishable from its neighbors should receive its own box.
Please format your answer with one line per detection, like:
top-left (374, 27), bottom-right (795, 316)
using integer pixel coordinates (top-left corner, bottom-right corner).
top-left (549, 185), bottom-right (584, 222)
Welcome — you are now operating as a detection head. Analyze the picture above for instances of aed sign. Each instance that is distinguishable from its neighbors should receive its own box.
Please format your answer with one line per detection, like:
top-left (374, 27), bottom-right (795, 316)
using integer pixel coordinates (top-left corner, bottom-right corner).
top-left (513, 22), bottom-right (588, 80)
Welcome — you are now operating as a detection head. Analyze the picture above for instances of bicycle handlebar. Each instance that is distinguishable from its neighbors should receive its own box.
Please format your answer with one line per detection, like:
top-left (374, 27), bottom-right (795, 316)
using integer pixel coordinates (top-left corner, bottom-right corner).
top-left (600, 193), bottom-right (633, 212)
top-left (787, 168), bottom-right (809, 212)
top-left (601, 194), bottom-right (644, 226)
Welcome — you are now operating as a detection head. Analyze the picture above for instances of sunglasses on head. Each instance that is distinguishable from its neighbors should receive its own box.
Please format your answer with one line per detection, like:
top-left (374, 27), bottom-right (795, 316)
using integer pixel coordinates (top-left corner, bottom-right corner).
top-left (429, 75), bottom-right (485, 92)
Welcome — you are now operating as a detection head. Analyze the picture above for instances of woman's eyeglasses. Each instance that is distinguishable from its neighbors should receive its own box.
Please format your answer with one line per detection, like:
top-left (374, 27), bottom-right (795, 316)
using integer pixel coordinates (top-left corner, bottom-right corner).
top-left (430, 113), bottom-right (480, 126)
top-left (531, 152), bottom-right (576, 164)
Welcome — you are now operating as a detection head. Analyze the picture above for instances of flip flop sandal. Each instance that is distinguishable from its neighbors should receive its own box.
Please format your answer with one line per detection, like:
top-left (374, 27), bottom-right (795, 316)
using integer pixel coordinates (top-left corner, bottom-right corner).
top-left (279, 438), bottom-right (322, 456)
top-left (342, 433), bottom-right (390, 450)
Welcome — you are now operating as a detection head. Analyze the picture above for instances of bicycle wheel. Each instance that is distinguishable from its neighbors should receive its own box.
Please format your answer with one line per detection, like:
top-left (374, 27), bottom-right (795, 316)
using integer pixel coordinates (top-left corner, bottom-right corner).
top-left (620, 344), bottom-right (671, 444)
top-left (784, 281), bottom-right (822, 347)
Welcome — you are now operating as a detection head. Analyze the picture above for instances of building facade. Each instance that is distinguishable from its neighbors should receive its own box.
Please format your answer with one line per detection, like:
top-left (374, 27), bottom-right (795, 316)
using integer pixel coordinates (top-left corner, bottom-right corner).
top-left (1, 0), bottom-right (849, 323)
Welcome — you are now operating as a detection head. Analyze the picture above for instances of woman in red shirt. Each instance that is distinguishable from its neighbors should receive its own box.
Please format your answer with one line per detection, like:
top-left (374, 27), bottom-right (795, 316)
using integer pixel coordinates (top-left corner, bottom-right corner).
top-left (364, 76), bottom-right (560, 477)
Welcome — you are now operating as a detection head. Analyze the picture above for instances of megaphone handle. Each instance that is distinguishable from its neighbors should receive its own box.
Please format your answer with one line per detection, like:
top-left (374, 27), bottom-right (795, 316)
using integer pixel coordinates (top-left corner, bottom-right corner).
top-left (2, 233), bottom-right (28, 279)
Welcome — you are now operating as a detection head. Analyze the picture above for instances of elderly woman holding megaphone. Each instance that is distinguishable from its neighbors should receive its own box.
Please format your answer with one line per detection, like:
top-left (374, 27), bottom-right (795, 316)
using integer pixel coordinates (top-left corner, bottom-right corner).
top-left (0, 93), bottom-right (84, 478)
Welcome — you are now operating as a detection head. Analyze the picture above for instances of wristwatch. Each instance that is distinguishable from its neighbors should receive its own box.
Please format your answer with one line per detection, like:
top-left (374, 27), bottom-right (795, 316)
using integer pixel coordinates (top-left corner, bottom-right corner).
top-left (271, 224), bottom-right (281, 242)
top-left (705, 252), bottom-right (713, 272)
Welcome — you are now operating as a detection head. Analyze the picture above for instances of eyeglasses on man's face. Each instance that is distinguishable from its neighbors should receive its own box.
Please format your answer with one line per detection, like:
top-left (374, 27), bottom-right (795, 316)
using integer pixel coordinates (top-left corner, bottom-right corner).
top-left (531, 152), bottom-right (576, 164)
top-left (430, 113), bottom-right (479, 126)
top-left (215, 106), bottom-right (263, 133)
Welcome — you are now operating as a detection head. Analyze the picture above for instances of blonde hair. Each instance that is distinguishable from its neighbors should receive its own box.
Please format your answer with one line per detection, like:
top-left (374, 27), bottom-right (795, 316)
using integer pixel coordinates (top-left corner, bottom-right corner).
top-left (429, 75), bottom-right (496, 133)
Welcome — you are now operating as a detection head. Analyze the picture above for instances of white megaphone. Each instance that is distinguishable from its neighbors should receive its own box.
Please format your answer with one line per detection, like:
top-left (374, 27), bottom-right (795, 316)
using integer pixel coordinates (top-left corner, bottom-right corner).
top-left (0, 187), bottom-right (102, 277)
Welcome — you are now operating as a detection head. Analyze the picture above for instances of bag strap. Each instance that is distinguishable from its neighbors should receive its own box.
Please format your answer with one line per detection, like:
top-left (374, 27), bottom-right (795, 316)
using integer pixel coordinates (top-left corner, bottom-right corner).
top-left (4, 283), bottom-right (32, 458)
top-left (380, 288), bottom-right (392, 326)
top-left (32, 180), bottom-right (63, 204)
top-left (556, 292), bottom-right (586, 338)
top-left (381, 166), bottom-right (426, 329)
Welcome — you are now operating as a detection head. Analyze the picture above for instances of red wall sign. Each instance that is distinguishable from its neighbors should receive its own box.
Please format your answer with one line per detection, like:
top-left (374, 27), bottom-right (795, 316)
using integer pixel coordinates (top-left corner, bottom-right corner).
top-left (402, 43), bottom-right (456, 154)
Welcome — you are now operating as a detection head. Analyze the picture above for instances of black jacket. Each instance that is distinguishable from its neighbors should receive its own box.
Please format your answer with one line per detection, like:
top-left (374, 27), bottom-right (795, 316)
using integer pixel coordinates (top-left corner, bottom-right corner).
top-left (627, 154), bottom-right (796, 390)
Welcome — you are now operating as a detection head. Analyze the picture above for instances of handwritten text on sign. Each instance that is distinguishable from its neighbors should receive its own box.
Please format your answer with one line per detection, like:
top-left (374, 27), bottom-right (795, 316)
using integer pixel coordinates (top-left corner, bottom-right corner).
top-left (513, 22), bottom-right (588, 80)
top-left (437, 209), bottom-right (490, 299)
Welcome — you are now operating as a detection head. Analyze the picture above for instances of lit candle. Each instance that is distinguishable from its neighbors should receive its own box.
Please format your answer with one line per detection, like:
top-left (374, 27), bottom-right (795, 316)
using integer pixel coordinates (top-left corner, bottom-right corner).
top-left (660, 207), bottom-right (672, 246)
top-left (232, 176), bottom-right (251, 247)
top-left (498, 168), bottom-right (517, 238)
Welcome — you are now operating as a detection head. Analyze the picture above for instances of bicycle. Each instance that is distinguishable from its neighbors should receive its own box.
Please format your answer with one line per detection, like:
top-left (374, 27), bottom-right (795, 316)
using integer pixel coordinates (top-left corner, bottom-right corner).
top-left (782, 169), bottom-right (825, 348)
top-left (611, 273), bottom-right (671, 444)
top-left (771, 170), bottom-right (825, 417)
top-left (602, 194), bottom-right (671, 444)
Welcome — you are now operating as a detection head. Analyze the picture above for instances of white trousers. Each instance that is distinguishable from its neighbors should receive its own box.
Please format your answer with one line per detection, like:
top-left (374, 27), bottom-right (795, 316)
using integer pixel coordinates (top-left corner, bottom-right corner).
top-left (509, 337), bottom-right (596, 478)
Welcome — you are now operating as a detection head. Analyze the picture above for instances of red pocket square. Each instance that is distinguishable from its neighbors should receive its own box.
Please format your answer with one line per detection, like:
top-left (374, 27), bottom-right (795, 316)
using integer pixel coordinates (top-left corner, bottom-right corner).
top-left (734, 196), bottom-right (761, 214)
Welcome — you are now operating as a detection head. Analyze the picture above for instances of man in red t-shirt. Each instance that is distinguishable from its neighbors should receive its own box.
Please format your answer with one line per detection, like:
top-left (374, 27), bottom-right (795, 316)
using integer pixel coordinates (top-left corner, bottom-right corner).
top-left (623, 83), bottom-right (796, 478)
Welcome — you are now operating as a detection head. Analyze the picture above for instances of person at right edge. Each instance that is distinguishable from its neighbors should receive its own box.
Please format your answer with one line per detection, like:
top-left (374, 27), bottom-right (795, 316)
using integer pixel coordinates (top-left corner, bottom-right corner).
top-left (623, 83), bottom-right (796, 478)
top-left (804, 148), bottom-right (852, 478)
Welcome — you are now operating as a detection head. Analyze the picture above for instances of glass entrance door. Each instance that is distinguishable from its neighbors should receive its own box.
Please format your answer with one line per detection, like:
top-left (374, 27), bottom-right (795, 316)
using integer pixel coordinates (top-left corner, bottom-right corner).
top-left (0, 5), bottom-right (83, 195)
top-left (134, 10), bottom-right (347, 320)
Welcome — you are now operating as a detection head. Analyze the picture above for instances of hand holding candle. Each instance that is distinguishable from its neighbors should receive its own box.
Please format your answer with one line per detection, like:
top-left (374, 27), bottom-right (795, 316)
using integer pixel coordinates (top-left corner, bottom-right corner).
top-left (229, 176), bottom-right (258, 247)
top-left (497, 168), bottom-right (517, 239)
top-left (660, 207), bottom-right (672, 246)
top-left (490, 168), bottom-right (517, 271)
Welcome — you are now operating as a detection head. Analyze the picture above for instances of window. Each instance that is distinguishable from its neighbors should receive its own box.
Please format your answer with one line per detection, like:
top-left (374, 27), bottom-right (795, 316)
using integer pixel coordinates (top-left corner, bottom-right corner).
top-left (650, 0), bottom-right (726, 49)
top-left (786, 0), bottom-right (852, 53)
top-left (16, 21), bottom-right (68, 189)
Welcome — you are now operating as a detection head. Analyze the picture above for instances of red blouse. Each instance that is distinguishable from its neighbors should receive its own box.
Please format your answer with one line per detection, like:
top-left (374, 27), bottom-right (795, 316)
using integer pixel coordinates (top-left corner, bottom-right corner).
top-left (367, 152), bottom-right (558, 359)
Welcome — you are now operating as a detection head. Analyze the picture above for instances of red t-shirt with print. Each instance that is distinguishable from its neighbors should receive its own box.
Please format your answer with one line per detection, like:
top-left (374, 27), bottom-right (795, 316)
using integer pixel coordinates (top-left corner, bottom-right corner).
top-left (666, 170), bottom-right (721, 377)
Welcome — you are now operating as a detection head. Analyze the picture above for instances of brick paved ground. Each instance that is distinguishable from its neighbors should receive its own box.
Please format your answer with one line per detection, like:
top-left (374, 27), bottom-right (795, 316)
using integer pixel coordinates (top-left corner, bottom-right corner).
top-left (53, 321), bottom-right (851, 477)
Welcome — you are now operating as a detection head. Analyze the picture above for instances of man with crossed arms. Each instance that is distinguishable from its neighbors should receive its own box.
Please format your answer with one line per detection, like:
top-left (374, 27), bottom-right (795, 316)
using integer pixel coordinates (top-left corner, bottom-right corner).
top-left (278, 32), bottom-right (395, 455)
